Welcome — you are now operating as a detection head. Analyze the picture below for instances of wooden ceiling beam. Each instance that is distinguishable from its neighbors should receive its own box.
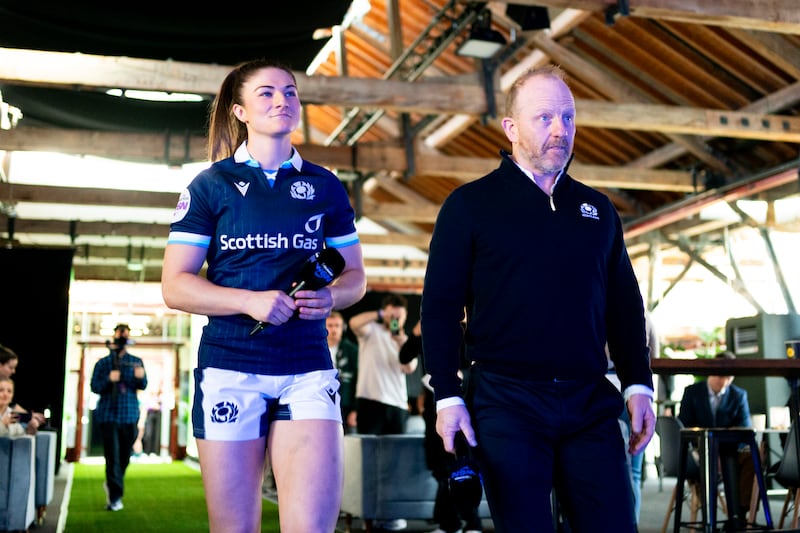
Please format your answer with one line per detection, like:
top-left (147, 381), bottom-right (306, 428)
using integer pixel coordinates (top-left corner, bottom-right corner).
top-left (575, 101), bottom-right (800, 142)
top-left (70, 243), bottom-right (429, 270)
top-left (0, 216), bottom-right (432, 249)
top-left (2, 49), bottom-right (799, 142)
top-left (625, 80), bottom-right (800, 168)
top-left (486, 0), bottom-right (800, 34)
top-left (67, 262), bottom-right (426, 289)
top-left (415, 153), bottom-right (696, 191)
top-left (0, 182), bottom-right (177, 209)
top-left (0, 157), bottom-right (694, 222)
top-left (0, 124), bottom-right (774, 190)
top-left (0, 47), bottom-right (486, 115)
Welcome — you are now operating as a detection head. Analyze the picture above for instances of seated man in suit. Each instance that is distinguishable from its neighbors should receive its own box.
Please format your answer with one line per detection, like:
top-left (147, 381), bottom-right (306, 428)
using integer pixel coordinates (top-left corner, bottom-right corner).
top-left (677, 350), bottom-right (754, 529)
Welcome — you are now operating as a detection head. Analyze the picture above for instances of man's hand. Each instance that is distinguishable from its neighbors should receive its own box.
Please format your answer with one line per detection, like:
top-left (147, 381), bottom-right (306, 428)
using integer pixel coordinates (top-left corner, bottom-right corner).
top-left (435, 403), bottom-right (477, 453)
top-left (109, 369), bottom-right (121, 382)
top-left (627, 393), bottom-right (656, 455)
top-left (134, 365), bottom-right (145, 379)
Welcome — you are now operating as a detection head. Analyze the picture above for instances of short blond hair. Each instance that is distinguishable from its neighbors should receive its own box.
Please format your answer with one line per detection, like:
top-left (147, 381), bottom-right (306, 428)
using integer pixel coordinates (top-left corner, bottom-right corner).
top-left (505, 64), bottom-right (569, 118)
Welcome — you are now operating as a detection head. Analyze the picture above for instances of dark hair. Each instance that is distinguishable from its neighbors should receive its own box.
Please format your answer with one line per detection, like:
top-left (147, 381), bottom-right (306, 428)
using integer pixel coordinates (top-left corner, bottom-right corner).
top-left (114, 323), bottom-right (130, 333)
top-left (207, 59), bottom-right (297, 162)
top-left (0, 344), bottom-right (18, 365)
top-left (380, 293), bottom-right (408, 310)
top-left (715, 350), bottom-right (736, 360)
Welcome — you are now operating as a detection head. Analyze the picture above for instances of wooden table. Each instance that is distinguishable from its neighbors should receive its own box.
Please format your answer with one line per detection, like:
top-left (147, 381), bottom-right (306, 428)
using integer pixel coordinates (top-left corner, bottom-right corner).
top-left (652, 357), bottom-right (800, 530)
top-left (651, 358), bottom-right (800, 377)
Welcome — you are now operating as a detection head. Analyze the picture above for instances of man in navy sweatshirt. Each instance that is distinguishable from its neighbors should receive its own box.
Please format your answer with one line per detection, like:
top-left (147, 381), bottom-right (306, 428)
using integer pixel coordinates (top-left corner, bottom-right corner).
top-left (421, 65), bottom-right (655, 533)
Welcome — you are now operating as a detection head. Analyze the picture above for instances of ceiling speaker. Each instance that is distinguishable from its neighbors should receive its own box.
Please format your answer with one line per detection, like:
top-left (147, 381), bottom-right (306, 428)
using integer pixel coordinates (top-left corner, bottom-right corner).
top-left (505, 5), bottom-right (551, 31)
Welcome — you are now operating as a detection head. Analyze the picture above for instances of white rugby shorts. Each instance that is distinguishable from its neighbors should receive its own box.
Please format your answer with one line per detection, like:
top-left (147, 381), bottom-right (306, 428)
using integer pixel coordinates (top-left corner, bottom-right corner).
top-left (192, 367), bottom-right (341, 441)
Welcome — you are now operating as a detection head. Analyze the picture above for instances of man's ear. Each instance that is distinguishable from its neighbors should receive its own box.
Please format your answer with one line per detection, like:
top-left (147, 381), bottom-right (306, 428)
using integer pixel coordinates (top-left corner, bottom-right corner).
top-left (501, 116), bottom-right (517, 143)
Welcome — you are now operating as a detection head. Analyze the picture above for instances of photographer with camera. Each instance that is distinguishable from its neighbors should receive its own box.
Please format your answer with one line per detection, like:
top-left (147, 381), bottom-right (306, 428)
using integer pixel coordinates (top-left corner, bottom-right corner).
top-left (350, 294), bottom-right (415, 436)
top-left (90, 323), bottom-right (147, 512)
top-left (350, 293), bottom-right (416, 531)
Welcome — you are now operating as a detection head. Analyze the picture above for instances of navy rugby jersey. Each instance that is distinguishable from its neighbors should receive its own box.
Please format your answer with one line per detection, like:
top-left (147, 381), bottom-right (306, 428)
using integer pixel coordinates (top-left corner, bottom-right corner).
top-left (168, 144), bottom-right (359, 375)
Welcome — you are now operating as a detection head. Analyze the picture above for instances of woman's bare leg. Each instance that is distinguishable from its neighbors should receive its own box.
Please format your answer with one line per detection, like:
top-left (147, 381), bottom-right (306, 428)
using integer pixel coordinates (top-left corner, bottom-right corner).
top-left (198, 437), bottom-right (267, 533)
top-left (269, 419), bottom-right (344, 533)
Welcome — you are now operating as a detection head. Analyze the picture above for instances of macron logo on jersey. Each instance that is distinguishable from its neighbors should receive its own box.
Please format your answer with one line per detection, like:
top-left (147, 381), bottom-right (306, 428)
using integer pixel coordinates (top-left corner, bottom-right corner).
top-left (235, 180), bottom-right (250, 197)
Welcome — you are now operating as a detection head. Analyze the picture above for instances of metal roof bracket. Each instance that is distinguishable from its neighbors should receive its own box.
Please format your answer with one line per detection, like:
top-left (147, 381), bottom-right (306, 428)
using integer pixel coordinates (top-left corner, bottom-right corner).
top-left (401, 113), bottom-right (416, 182)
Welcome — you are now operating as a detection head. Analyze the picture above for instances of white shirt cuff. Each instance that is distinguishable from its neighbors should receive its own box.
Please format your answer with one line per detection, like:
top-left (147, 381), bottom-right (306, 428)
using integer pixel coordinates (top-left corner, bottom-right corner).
top-left (436, 396), bottom-right (465, 412)
top-left (623, 384), bottom-right (655, 402)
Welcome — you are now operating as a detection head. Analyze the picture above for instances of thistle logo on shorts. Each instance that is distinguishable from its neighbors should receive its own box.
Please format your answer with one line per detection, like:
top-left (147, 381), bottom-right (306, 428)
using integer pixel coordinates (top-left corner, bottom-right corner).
top-left (290, 180), bottom-right (315, 200)
top-left (210, 401), bottom-right (240, 423)
top-left (580, 202), bottom-right (599, 220)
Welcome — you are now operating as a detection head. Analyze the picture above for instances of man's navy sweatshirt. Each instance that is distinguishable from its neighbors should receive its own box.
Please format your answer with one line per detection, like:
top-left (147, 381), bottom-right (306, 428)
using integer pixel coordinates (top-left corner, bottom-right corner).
top-left (421, 154), bottom-right (653, 402)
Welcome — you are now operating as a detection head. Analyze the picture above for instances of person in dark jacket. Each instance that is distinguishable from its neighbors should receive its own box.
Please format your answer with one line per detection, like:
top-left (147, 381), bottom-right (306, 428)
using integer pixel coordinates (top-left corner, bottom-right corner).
top-left (421, 65), bottom-right (655, 533)
top-left (90, 323), bottom-right (147, 511)
top-left (326, 310), bottom-right (359, 432)
top-left (678, 350), bottom-right (754, 527)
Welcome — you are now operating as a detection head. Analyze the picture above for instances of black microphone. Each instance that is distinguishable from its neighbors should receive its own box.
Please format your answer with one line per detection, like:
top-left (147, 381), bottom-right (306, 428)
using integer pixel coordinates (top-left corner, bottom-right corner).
top-left (448, 432), bottom-right (483, 513)
top-left (249, 248), bottom-right (346, 336)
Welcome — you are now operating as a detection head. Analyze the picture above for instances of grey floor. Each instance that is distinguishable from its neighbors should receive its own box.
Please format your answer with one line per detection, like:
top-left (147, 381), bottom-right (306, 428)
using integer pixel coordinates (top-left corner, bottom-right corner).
top-left (638, 466), bottom-right (794, 533)
top-left (36, 459), bottom-right (796, 533)
top-left (338, 461), bottom-right (795, 532)
top-left (31, 461), bottom-right (69, 533)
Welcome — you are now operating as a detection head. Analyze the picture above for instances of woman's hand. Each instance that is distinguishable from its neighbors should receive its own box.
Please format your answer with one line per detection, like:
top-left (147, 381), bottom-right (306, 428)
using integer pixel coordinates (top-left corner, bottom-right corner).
top-left (1, 412), bottom-right (15, 427)
top-left (244, 289), bottom-right (298, 326)
top-left (26, 415), bottom-right (40, 434)
top-left (293, 287), bottom-right (334, 320)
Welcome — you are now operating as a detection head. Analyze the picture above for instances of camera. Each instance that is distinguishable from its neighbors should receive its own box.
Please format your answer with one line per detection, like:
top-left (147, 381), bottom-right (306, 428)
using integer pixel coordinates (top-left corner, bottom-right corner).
top-left (14, 412), bottom-right (33, 423)
top-left (390, 318), bottom-right (400, 335)
top-left (106, 337), bottom-right (130, 351)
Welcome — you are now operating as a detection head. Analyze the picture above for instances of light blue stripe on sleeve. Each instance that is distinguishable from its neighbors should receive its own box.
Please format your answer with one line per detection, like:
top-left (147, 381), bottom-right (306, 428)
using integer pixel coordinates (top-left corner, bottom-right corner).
top-left (326, 231), bottom-right (360, 248)
top-left (167, 231), bottom-right (211, 248)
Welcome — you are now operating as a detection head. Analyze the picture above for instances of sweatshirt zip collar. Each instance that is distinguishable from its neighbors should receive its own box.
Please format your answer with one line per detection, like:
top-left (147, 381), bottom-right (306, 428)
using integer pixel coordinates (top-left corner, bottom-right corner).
top-left (503, 151), bottom-right (565, 212)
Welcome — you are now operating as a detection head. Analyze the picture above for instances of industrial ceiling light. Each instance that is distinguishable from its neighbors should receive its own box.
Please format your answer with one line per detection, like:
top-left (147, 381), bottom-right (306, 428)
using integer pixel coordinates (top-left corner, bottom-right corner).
top-left (456, 9), bottom-right (506, 59)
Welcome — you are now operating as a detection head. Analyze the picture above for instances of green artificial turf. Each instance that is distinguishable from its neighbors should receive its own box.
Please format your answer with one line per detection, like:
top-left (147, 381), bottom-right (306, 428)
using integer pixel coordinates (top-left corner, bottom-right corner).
top-left (66, 461), bottom-right (281, 532)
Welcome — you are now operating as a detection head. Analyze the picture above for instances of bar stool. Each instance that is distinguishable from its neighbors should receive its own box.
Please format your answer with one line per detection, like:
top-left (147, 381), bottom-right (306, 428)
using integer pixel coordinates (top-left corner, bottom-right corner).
top-left (673, 427), bottom-right (773, 532)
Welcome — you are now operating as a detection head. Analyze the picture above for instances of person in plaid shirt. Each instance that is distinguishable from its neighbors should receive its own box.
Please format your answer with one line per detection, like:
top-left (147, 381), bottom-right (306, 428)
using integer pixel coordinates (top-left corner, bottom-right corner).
top-left (90, 323), bottom-right (147, 511)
